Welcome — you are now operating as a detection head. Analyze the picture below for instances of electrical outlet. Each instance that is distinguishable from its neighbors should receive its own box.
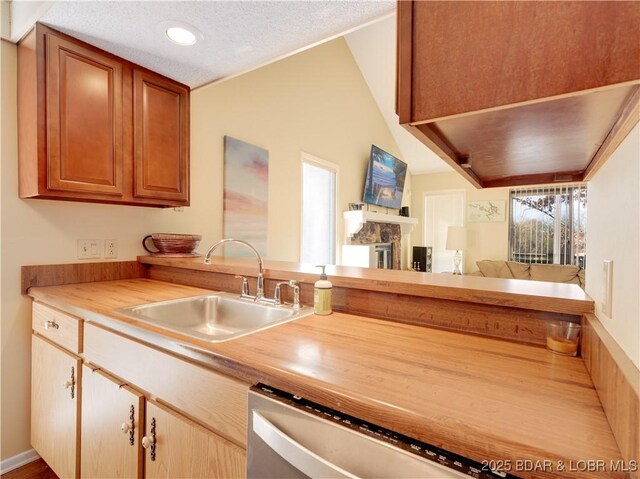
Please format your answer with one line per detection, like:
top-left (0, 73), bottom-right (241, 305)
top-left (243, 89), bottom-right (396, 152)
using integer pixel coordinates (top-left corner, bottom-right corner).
top-left (77, 239), bottom-right (100, 259)
top-left (104, 239), bottom-right (118, 259)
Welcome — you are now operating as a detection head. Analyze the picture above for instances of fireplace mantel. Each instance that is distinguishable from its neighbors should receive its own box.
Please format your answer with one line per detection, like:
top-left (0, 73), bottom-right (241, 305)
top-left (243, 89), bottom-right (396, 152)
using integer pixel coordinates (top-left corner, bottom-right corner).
top-left (343, 210), bottom-right (418, 237)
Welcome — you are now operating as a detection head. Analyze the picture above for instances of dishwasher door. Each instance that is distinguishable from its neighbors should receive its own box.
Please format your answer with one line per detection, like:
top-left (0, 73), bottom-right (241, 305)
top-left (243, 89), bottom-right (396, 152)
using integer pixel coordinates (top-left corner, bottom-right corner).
top-left (247, 386), bottom-right (492, 479)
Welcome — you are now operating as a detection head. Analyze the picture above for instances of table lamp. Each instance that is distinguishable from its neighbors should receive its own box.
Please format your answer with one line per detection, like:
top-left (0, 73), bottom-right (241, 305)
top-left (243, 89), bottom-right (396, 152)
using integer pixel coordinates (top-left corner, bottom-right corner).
top-left (446, 226), bottom-right (467, 275)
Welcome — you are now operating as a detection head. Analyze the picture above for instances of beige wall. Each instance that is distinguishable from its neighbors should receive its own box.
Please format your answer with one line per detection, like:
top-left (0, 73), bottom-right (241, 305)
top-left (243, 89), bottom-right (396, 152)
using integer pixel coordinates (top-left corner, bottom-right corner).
top-left (585, 124), bottom-right (640, 368)
top-left (190, 37), bottom-right (403, 262)
top-left (1, 37), bottom-right (401, 460)
top-left (410, 171), bottom-right (510, 273)
top-left (0, 40), bottom-right (188, 461)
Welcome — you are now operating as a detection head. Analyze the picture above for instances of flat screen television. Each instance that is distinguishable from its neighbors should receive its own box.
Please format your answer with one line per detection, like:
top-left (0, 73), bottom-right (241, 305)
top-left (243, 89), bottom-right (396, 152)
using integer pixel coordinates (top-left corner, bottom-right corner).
top-left (362, 145), bottom-right (408, 210)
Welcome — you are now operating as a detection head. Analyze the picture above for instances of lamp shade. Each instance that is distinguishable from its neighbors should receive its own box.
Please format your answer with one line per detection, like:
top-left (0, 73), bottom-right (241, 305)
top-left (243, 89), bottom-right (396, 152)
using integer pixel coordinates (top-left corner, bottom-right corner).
top-left (446, 226), bottom-right (467, 250)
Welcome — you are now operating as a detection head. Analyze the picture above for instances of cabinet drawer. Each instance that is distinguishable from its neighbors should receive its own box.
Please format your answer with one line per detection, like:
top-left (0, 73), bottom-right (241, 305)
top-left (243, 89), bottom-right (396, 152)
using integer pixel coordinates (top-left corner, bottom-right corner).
top-left (32, 302), bottom-right (82, 353)
top-left (84, 323), bottom-right (248, 447)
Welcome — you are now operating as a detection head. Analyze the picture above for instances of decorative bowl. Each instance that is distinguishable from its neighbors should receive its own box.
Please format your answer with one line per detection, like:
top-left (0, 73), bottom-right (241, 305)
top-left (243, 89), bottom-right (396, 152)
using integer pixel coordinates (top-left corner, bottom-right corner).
top-left (143, 233), bottom-right (201, 255)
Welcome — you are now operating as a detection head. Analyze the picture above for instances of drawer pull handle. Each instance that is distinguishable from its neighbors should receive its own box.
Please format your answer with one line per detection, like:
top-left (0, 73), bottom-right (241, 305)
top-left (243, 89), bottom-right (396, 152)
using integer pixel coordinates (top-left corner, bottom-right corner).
top-left (63, 367), bottom-right (75, 399)
top-left (45, 320), bottom-right (59, 330)
top-left (123, 405), bottom-right (135, 446)
top-left (142, 417), bottom-right (156, 461)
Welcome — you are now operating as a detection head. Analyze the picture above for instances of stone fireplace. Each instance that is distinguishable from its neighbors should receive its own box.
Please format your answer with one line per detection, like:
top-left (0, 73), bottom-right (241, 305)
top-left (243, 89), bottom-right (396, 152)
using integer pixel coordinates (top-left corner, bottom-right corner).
top-left (342, 210), bottom-right (417, 270)
top-left (349, 222), bottom-right (402, 270)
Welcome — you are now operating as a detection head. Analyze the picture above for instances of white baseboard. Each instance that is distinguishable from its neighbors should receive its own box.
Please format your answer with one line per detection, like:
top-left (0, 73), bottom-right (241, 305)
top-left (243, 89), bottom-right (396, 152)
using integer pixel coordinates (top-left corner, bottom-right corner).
top-left (0, 449), bottom-right (40, 474)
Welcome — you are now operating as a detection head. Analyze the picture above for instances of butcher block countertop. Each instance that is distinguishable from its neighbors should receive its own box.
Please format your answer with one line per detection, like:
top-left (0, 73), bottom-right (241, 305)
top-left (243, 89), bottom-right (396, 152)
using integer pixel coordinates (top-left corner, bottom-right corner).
top-left (139, 256), bottom-right (594, 316)
top-left (28, 279), bottom-right (621, 479)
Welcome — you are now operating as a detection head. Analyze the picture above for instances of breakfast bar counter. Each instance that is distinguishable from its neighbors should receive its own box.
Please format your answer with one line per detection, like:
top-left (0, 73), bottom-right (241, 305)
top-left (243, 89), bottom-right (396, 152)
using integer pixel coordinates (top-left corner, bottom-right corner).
top-left (138, 256), bottom-right (593, 316)
top-left (27, 278), bottom-right (623, 479)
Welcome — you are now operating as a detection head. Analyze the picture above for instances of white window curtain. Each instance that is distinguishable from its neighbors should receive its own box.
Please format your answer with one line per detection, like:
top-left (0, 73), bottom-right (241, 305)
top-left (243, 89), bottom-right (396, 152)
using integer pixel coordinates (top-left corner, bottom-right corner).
top-left (300, 154), bottom-right (337, 265)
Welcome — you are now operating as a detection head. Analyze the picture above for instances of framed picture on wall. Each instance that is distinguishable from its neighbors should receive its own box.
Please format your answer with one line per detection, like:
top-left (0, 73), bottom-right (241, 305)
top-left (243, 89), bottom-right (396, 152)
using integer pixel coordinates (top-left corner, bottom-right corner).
top-left (466, 200), bottom-right (506, 222)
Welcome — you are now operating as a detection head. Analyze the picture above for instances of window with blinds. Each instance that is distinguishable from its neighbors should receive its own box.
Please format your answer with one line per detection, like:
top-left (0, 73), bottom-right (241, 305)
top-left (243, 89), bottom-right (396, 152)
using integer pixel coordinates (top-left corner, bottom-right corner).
top-left (509, 185), bottom-right (587, 268)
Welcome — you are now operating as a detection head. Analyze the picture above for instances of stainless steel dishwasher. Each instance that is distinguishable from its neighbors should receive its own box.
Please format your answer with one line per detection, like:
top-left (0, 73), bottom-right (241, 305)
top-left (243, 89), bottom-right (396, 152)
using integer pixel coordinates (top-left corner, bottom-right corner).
top-left (247, 384), bottom-right (516, 479)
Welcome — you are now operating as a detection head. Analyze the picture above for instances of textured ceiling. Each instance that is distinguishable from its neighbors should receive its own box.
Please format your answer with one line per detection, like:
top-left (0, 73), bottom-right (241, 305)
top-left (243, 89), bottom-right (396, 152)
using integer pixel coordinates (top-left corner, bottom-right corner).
top-left (39, 0), bottom-right (394, 88)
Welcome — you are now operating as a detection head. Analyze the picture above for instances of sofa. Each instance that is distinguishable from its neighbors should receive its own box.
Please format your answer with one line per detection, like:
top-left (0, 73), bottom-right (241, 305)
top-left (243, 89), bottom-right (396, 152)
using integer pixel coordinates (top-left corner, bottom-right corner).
top-left (469, 260), bottom-right (585, 288)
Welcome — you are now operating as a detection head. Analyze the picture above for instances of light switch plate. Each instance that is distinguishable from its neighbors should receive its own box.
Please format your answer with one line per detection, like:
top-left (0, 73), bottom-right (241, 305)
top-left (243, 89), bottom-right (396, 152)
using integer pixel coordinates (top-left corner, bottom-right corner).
top-left (78, 239), bottom-right (100, 259)
top-left (602, 260), bottom-right (613, 318)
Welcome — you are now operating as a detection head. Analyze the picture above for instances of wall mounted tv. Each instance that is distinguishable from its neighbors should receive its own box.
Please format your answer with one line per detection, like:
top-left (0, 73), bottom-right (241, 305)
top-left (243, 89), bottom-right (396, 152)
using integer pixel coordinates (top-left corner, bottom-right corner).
top-left (363, 145), bottom-right (408, 210)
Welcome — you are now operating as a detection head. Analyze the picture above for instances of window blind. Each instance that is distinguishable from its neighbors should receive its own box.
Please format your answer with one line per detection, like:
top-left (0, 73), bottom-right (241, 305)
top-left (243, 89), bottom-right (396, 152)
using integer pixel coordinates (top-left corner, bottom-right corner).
top-left (509, 185), bottom-right (587, 267)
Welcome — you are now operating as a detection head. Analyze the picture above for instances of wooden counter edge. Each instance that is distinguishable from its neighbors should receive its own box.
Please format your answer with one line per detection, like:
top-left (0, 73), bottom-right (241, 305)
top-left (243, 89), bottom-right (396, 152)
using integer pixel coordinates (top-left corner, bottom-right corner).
top-left (582, 313), bottom-right (640, 475)
top-left (138, 256), bottom-right (594, 316)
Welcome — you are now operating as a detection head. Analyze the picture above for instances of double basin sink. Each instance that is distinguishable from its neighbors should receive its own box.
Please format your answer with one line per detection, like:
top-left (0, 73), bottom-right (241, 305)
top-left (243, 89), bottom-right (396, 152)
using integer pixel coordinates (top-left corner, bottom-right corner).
top-left (114, 292), bottom-right (314, 342)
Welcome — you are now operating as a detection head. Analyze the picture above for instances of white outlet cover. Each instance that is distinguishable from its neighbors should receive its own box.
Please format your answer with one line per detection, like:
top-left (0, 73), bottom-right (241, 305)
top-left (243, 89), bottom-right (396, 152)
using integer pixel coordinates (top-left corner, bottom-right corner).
top-left (104, 239), bottom-right (118, 259)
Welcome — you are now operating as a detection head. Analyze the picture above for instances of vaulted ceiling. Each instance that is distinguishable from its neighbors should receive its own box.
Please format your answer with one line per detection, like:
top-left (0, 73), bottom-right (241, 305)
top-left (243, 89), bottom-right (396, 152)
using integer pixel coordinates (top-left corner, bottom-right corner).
top-left (6, 0), bottom-right (448, 173)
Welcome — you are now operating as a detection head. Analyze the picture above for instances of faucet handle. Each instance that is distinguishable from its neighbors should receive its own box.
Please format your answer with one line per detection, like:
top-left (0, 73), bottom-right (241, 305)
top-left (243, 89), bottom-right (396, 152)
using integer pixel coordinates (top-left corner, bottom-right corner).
top-left (274, 280), bottom-right (301, 308)
top-left (234, 275), bottom-right (250, 297)
top-left (289, 280), bottom-right (300, 309)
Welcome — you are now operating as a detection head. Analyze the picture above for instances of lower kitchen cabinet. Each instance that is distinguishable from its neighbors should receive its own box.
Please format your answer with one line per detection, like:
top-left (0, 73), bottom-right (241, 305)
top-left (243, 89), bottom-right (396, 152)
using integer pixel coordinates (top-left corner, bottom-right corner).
top-left (81, 365), bottom-right (144, 478)
top-left (31, 334), bottom-right (81, 479)
top-left (30, 303), bottom-right (247, 479)
top-left (144, 400), bottom-right (246, 479)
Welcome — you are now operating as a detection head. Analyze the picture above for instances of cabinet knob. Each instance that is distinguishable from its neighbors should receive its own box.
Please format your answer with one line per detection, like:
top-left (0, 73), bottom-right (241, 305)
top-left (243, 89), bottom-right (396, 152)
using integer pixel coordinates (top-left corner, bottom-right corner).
top-left (142, 436), bottom-right (155, 449)
top-left (63, 380), bottom-right (73, 389)
top-left (45, 320), bottom-right (59, 330)
top-left (121, 422), bottom-right (133, 434)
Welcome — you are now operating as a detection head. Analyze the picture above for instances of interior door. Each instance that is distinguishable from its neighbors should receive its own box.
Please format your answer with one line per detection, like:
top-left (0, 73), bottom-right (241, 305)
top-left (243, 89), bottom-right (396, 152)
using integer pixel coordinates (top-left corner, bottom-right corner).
top-left (423, 191), bottom-right (464, 273)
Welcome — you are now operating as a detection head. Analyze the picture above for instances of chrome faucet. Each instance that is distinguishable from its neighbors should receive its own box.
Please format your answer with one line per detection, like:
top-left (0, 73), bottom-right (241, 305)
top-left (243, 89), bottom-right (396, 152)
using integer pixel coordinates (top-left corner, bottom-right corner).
top-left (203, 239), bottom-right (264, 300)
top-left (274, 280), bottom-right (300, 309)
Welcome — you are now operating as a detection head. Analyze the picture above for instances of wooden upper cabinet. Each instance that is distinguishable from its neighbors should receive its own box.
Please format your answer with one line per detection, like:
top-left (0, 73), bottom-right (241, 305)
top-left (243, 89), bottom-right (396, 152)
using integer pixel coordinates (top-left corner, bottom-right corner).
top-left (46, 33), bottom-right (123, 195)
top-left (397, 1), bottom-right (640, 188)
top-left (18, 24), bottom-right (190, 206)
top-left (133, 70), bottom-right (189, 202)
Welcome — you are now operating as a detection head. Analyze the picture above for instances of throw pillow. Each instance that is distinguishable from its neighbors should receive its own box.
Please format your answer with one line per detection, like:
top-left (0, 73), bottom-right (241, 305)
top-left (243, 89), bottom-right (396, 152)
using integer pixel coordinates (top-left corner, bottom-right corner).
top-left (530, 264), bottom-right (581, 285)
top-left (506, 261), bottom-right (531, 280)
top-left (476, 260), bottom-right (514, 279)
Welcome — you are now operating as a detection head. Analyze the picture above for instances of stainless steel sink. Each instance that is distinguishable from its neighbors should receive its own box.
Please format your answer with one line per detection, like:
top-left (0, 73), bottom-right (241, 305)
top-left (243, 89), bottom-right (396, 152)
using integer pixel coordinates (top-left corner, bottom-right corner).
top-left (114, 292), bottom-right (313, 342)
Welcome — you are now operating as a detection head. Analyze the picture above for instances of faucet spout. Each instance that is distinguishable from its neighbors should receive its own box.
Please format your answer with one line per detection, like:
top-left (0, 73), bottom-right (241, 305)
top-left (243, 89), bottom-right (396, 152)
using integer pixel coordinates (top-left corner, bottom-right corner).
top-left (203, 239), bottom-right (264, 299)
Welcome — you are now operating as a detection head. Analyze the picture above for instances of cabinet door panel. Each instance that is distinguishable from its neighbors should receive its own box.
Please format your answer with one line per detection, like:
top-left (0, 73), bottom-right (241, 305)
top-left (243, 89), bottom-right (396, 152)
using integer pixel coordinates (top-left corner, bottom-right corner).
top-left (133, 70), bottom-right (189, 202)
top-left (144, 400), bottom-right (245, 479)
top-left (83, 323), bottom-right (248, 446)
top-left (31, 335), bottom-right (80, 479)
top-left (46, 33), bottom-right (123, 195)
top-left (81, 366), bottom-right (143, 479)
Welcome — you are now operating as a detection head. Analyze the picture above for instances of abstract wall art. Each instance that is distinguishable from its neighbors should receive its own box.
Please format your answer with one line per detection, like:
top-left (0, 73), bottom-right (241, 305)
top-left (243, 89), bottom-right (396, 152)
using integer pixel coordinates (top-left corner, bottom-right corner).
top-left (223, 136), bottom-right (269, 256)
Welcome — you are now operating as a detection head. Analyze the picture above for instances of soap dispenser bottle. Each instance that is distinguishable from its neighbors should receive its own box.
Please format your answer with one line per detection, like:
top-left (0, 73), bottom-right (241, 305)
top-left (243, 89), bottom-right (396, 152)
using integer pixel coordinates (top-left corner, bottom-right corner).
top-left (314, 265), bottom-right (332, 315)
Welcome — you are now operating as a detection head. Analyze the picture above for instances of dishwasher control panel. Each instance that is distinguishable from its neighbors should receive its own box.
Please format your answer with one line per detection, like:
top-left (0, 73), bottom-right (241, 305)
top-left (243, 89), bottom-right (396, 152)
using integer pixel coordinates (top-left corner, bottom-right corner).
top-left (252, 384), bottom-right (520, 479)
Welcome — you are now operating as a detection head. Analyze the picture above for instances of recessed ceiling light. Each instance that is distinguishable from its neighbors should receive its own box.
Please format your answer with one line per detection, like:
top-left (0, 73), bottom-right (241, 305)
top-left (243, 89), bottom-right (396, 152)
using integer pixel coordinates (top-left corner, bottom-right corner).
top-left (161, 22), bottom-right (203, 46)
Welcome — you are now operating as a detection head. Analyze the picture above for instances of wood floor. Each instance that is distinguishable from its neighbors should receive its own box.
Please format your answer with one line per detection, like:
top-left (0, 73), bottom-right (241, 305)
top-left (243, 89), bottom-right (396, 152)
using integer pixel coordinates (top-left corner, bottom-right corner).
top-left (1, 459), bottom-right (57, 479)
